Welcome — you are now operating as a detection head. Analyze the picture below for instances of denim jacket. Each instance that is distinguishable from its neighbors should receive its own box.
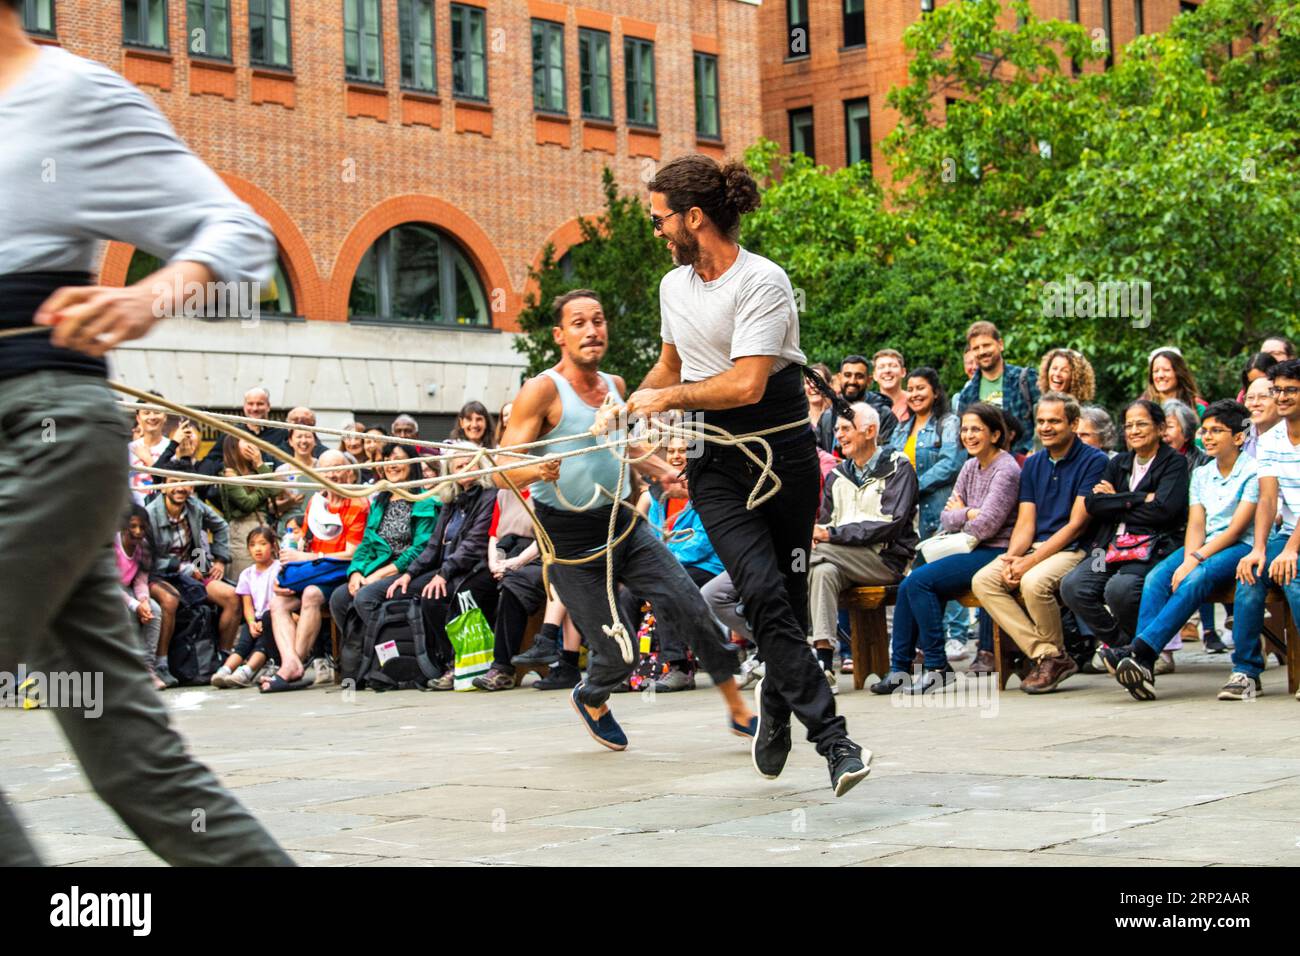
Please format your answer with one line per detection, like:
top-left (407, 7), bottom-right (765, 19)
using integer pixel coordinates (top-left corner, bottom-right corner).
top-left (888, 412), bottom-right (965, 539)
top-left (955, 362), bottom-right (1040, 455)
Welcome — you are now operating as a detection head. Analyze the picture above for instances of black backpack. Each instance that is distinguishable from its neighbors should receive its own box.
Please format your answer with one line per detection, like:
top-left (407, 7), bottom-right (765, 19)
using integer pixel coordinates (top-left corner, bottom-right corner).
top-left (168, 602), bottom-right (222, 686)
top-left (352, 599), bottom-right (441, 692)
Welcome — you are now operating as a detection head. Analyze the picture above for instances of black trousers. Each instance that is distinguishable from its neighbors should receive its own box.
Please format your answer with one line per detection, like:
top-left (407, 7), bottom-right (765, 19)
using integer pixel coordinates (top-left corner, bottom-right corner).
top-left (687, 428), bottom-right (847, 756)
top-left (492, 563), bottom-right (547, 670)
top-left (1059, 559), bottom-right (1153, 647)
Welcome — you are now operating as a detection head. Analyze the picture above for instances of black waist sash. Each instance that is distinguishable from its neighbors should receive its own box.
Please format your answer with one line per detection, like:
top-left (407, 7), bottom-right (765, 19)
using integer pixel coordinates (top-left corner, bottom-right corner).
top-left (0, 271), bottom-right (107, 382)
top-left (691, 363), bottom-right (810, 440)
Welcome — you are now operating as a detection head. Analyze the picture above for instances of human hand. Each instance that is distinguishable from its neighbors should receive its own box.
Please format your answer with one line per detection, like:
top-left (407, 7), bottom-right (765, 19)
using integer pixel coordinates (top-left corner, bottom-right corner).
top-left (387, 573), bottom-right (412, 598)
top-left (1237, 548), bottom-right (1267, 586)
top-left (34, 283), bottom-right (162, 357)
top-left (422, 575), bottom-right (448, 600)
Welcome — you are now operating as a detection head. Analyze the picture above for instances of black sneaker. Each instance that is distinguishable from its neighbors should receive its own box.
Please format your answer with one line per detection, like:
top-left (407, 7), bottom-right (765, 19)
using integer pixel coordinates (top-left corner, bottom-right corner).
top-left (1203, 631), bottom-right (1228, 654)
top-left (1097, 644), bottom-right (1133, 676)
top-left (1115, 656), bottom-right (1157, 701)
top-left (828, 739), bottom-right (872, 798)
top-left (751, 677), bottom-right (791, 779)
top-left (512, 634), bottom-right (561, 667)
top-left (532, 660), bottom-right (580, 690)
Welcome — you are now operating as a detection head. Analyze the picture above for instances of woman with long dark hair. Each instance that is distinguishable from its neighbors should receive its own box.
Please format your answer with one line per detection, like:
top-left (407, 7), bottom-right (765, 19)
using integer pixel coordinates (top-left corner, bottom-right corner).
top-left (450, 400), bottom-right (495, 448)
top-left (214, 434), bottom-right (277, 578)
top-left (1141, 348), bottom-right (1206, 416)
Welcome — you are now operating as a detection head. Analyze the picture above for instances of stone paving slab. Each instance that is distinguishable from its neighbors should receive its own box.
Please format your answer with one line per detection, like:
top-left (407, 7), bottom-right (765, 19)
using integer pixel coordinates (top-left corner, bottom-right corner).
top-left (5, 653), bottom-right (1299, 866)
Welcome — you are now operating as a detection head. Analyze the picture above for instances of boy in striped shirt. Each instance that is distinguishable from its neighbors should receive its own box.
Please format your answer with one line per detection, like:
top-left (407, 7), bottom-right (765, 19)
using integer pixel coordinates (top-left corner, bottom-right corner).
top-left (1230, 359), bottom-right (1300, 700)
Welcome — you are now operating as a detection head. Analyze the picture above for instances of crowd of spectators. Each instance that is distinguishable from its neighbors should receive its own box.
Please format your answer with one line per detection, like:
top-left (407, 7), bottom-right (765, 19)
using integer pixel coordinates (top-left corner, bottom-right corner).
top-left (117, 323), bottom-right (1300, 704)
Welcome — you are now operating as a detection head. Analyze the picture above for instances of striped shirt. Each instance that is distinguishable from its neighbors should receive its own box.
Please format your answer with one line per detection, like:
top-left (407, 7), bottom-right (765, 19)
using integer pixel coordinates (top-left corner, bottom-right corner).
top-left (1189, 453), bottom-right (1259, 546)
top-left (1255, 423), bottom-right (1300, 535)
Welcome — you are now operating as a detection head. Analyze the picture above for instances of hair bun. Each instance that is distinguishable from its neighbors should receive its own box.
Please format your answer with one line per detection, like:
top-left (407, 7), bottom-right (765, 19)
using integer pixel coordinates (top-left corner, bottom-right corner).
top-left (720, 160), bottom-right (761, 215)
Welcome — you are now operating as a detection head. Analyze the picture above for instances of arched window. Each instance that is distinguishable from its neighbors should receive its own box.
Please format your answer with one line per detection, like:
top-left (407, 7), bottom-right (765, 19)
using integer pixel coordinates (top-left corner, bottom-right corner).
top-left (348, 224), bottom-right (489, 326)
top-left (125, 249), bottom-right (297, 316)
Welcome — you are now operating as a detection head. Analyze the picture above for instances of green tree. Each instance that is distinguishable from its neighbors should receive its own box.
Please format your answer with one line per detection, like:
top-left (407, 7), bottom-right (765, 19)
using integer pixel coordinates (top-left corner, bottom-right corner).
top-left (515, 168), bottom-right (671, 385)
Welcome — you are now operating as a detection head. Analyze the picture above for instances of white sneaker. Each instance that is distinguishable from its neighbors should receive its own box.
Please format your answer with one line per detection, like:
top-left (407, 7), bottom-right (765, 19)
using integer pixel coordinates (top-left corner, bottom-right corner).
top-left (944, 638), bottom-right (972, 662)
top-left (824, 664), bottom-right (838, 696)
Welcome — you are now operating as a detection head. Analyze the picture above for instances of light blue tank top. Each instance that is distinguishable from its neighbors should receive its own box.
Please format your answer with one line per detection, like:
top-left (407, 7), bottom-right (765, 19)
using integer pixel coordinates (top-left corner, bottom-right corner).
top-left (529, 369), bottom-right (630, 511)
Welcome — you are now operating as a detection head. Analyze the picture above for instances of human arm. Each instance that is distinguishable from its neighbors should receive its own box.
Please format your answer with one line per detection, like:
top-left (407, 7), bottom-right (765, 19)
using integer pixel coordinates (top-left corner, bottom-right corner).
top-left (492, 376), bottom-right (562, 489)
top-left (627, 355), bottom-right (776, 415)
top-left (961, 465), bottom-right (1022, 543)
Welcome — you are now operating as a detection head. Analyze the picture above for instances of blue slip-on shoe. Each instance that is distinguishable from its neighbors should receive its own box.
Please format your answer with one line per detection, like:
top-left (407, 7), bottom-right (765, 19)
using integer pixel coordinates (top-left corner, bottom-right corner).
top-left (730, 714), bottom-right (758, 739)
top-left (570, 683), bottom-right (628, 751)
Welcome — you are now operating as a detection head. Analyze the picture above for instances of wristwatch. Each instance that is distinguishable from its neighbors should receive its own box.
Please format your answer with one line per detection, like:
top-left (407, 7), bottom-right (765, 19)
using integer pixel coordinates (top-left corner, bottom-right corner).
top-left (1191, 551), bottom-right (1206, 563)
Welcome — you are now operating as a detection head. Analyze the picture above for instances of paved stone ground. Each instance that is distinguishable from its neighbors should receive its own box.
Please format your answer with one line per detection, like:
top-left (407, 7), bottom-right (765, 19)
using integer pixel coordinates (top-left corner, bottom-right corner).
top-left (4, 646), bottom-right (1299, 867)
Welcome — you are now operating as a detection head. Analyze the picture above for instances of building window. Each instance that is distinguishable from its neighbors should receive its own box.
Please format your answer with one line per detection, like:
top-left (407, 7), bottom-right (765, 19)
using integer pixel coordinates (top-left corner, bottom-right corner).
top-left (1134, 0), bottom-right (1144, 35)
top-left (532, 19), bottom-right (565, 113)
top-left (579, 28), bottom-right (612, 120)
top-left (921, 0), bottom-right (934, 15)
top-left (349, 225), bottom-right (489, 327)
top-left (1179, 1), bottom-right (1198, 13)
top-left (451, 3), bottom-right (487, 100)
top-left (187, 0), bottom-right (231, 59)
top-left (787, 0), bottom-right (809, 58)
top-left (789, 107), bottom-right (814, 161)
top-left (694, 52), bottom-right (720, 140)
top-left (22, 0), bottom-right (55, 35)
top-left (249, 0), bottom-right (291, 68)
top-left (127, 249), bottom-right (297, 317)
top-left (1102, 0), bottom-right (1113, 68)
top-left (843, 0), bottom-right (865, 48)
top-left (625, 37), bottom-right (656, 128)
top-left (344, 0), bottom-right (383, 83)
top-left (845, 98), bottom-right (870, 166)
top-left (123, 0), bottom-right (168, 49)
top-left (399, 0), bottom-right (436, 91)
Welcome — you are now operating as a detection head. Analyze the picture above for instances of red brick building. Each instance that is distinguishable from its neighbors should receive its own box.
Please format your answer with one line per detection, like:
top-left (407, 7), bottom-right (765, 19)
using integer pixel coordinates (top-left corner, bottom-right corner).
top-left (760, 0), bottom-right (1200, 180)
top-left (20, 0), bottom-right (762, 430)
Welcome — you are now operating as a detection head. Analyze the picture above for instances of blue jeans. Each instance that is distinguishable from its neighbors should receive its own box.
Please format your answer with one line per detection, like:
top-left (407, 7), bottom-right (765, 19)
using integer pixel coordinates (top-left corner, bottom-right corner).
top-left (1135, 545), bottom-right (1250, 655)
top-left (1231, 532), bottom-right (1300, 678)
top-left (891, 546), bottom-right (1004, 670)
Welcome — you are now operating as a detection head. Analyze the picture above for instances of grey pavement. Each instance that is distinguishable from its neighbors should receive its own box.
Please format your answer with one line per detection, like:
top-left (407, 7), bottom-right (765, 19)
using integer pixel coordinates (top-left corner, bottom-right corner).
top-left (4, 644), bottom-right (1299, 866)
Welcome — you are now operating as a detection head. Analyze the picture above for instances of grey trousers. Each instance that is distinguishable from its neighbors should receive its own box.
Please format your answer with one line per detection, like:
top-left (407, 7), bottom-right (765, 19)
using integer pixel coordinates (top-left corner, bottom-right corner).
top-left (0, 371), bottom-right (292, 866)
top-left (548, 519), bottom-right (740, 707)
top-left (808, 541), bottom-right (900, 645)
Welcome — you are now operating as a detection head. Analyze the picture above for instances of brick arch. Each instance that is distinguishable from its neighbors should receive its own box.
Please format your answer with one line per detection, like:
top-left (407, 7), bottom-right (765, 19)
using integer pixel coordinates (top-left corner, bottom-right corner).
top-left (327, 195), bottom-right (518, 330)
top-left (98, 173), bottom-right (326, 320)
top-left (522, 214), bottom-right (605, 307)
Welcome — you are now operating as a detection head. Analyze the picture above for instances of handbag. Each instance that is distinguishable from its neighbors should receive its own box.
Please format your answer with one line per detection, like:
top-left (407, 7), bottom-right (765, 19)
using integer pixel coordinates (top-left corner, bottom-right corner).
top-left (1105, 532), bottom-right (1155, 564)
top-left (446, 591), bottom-right (494, 690)
top-left (918, 531), bottom-right (978, 564)
top-left (276, 556), bottom-right (351, 593)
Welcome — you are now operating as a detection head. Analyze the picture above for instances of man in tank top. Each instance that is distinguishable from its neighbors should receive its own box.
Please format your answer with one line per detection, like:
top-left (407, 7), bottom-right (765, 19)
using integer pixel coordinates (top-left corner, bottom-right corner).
top-left (495, 290), bottom-right (757, 751)
top-left (625, 154), bottom-right (870, 798)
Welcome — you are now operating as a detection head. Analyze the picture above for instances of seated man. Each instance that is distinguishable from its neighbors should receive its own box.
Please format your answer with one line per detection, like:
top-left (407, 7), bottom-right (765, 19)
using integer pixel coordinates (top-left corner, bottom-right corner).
top-left (263, 450), bottom-right (369, 690)
top-left (145, 463), bottom-right (240, 653)
top-left (1102, 399), bottom-right (1257, 700)
top-left (809, 402), bottom-right (919, 692)
top-left (971, 392), bottom-right (1108, 694)
top-left (1231, 358), bottom-right (1300, 702)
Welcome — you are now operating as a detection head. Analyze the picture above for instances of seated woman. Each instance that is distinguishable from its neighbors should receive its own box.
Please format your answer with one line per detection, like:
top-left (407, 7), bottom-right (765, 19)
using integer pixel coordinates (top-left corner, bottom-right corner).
top-left (268, 427), bottom-right (319, 537)
top-left (380, 444), bottom-right (498, 690)
top-left (211, 435), bottom-right (277, 580)
top-left (873, 403), bottom-right (1020, 694)
top-left (1059, 400), bottom-right (1189, 655)
top-left (470, 485), bottom-right (550, 691)
top-left (1101, 400), bottom-right (1257, 700)
top-left (1164, 399), bottom-right (1211, 470)
top-left (888, 367), bottom-right (968, 657)
top-left (328, 443), bottom-right (441, 652)
top-left (262, 450), bottom-right (370, 691)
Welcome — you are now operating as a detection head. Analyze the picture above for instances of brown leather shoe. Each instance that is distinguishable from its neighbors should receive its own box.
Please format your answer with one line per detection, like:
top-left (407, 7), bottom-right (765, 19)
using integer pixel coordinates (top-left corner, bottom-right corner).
top-left (967, 650), bottom-right (995, 674)
top-left (1021, 652), bottom-right (1078, 694)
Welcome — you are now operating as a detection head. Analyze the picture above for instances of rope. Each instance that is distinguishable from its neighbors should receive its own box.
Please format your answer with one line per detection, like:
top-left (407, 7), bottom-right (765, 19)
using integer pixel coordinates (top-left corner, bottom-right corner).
top-left (106, 377), bottom-right (804, 667)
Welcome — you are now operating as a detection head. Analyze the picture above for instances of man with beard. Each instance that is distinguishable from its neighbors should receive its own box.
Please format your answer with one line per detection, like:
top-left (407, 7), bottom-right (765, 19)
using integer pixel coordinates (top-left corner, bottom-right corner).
top-left (954, 321), bottom-right (1040, 456)
top-left (814, 354), bottom-right (898, 453)
top-left (0, 5), bottom-right (290, 864)
top-left (626, 154), bottom-right (872, 798)
top-left (494, 290), bottom-right (756, 751)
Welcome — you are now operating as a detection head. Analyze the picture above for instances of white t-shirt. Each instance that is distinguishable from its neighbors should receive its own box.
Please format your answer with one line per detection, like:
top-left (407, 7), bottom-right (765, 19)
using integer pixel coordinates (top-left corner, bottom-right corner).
top-left (1256, 422), bottom-right (1300, 535)
top-left (658, 247), bottom-right (806, 382)
top-left (236, 561), bottom-right (282, 618)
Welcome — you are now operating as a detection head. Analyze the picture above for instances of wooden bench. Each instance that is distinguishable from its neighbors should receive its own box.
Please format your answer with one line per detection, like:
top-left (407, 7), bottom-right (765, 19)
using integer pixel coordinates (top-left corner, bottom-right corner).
top-left (845, 587), bottom-right (1001, 690)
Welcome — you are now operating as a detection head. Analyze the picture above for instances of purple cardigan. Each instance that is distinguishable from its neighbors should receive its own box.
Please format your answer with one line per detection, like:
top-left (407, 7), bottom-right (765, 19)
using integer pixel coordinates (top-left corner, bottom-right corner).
top-left (938, 451), bottom-right (1022, 548)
